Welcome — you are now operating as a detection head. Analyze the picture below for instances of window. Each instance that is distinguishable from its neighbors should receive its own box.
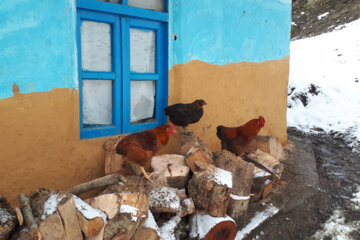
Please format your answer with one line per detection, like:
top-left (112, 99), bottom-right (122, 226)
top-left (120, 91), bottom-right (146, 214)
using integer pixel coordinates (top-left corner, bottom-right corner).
top-left (76, 0), bottom-right (168, 139)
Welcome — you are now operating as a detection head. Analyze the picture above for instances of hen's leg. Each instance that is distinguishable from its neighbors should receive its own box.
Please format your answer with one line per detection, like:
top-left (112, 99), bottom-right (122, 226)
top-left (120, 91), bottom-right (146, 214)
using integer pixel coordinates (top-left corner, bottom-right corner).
top-left (139, 165), bottom-right (154, 183)
top-left (183, 127), bottom-right (190, 135)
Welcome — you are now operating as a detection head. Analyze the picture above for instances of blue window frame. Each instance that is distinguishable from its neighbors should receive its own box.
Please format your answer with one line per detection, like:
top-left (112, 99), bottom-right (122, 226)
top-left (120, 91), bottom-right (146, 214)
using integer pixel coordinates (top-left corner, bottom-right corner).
top-left (76, 0), bottom-right (168, 139)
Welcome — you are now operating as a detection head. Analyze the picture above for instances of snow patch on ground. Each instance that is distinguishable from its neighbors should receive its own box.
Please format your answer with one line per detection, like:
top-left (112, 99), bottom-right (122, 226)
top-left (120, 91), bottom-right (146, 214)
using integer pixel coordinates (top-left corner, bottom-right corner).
top-left (311, 210), bottom-right (359, 240)
top-left (235, 204), bottom-right (279, 240)
top-left (159, 215), bottom-right (181, 240)
top-left (351, 186), bottom-right (360, 210)
top-left (73, 195), bottom-right (107, 222)
top-left (190, 213), bottom-right (235, 239)
top-left (214, 167), bottom-right (233, 188)
top-left (317, 12), bottom-right (329, 20)
top-left (288, 19), bottom-right (360, 152)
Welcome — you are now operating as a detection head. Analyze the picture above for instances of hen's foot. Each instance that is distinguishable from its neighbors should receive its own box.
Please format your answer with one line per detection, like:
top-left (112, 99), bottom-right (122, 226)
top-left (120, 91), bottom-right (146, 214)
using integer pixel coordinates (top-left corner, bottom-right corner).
top-left (139, 166), bottom-right (154, 183)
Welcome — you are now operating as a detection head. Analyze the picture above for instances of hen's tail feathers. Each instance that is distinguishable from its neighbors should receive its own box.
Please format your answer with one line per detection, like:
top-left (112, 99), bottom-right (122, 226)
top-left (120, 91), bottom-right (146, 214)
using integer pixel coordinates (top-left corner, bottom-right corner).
top-left (216, 125), bottom-right (225, 140)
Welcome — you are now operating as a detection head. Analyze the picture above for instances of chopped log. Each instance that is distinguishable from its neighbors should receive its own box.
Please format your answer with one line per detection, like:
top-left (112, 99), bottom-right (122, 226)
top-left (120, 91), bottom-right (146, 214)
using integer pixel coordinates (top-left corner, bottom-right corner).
top-left (69, 174), bottom-right (127, 196)
top-left (19, 226), bottom-right (32, 240)
top-left (251, 167), bottom-right (273, 201)
top-left (149, 186), bottom-right (181, 213)
top-left (18, 194), bottom-right (41, 240)
top-left (151, 154), bottom-right (190, 188)
top-left (245, 149), bottom-right (284, 180)
top-left (213, 150), bottom-right (254, 196)
top-left (179, 133), bottom-right (213, 159)
top-left (57, 194), bottom-right (83, 240)
top-left (132, 210), bottom-right (160, 240)
top-left (104, 192), bottom-right (148, 240)
top-left (29, 188), bottom-right (55, 219)
top-left (188, 168), bottom-right (232, 217)
top-left (226, 194), bottom-right (250, 226)
top-left (176, 189), bottom-right (196, 217)
top-left (184, 148), bottom-right (214, 173)
top-left (73, 195), bottom-right (106, 238)
top-left (102, 174), bottom-right (167, 195)
top-left (0, 196), bottom-right (17, 240)
top-left (244, 136), bottom-right (285, 159)
top-left (38, 213), bottom-right (66, 240)
top-left (189, 211), bottom-right (237, 240)
top-left (85, 194), bottom-right (121, 219)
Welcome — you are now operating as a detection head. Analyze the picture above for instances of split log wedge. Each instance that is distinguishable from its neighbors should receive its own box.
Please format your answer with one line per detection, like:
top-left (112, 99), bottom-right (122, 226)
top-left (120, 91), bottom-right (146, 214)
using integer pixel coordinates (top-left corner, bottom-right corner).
top-left (132, 210), bottom-right (160, 240)
top-left (244, 136), bottom-right (285, 160)
top-left (57, 194), bottom-right (82, 240)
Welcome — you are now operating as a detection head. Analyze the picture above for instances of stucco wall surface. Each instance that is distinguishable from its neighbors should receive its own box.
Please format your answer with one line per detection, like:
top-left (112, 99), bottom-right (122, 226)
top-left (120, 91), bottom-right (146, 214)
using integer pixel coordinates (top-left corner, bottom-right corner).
top-left (0, 88), bottom-right (107, 205)
top-left (168, 58), bottom-right (290, 151)
top-left (0, 0), bottom-right (77, 99)
top-left (169, 0), bottom-right (292, 67)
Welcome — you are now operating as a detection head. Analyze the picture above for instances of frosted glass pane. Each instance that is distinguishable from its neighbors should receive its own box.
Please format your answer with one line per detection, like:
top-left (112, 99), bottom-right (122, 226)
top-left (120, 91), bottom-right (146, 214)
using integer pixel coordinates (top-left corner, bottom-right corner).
top-left (130, 28), bottom-right (155, 73)
top-left (128, 0), bottom-right (163, 12)
top-left (83, 80), bottom-right (112, 125)
top-left (131, 81), bottom-right (156, 123)
top-left (81, 21), bottom-right (112, 72)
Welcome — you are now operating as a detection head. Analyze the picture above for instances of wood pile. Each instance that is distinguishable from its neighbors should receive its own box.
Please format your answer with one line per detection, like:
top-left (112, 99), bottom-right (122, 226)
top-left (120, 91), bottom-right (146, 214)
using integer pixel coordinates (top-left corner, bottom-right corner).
top-left (5, 133), bottom-right (285, 240)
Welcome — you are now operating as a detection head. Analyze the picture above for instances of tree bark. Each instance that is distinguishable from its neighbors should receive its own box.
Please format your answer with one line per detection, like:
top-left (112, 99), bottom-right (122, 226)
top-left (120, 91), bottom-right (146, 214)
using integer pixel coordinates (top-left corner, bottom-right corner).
top-left (251, 167), bottom-right (273, 201)
top-left (18, 194), bottom-right (41, 240)
top-left (189, 211), bottom-right (237, 240)
top-left (68, 174), bottom-right (127, 196)
top-left (0, 196), bottom-right (18, 240)
top-left (226, 194), bottom-right (250, 226)
top-left (188, 169), bottom-right (232, 217)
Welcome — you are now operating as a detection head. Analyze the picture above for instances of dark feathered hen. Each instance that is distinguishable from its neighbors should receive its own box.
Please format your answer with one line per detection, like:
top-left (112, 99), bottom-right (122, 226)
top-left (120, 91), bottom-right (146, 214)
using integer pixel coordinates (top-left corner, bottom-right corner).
top-left (216, 116), bottom-right (265, 156)
top-left (165, 99), bottom-right (207, 135)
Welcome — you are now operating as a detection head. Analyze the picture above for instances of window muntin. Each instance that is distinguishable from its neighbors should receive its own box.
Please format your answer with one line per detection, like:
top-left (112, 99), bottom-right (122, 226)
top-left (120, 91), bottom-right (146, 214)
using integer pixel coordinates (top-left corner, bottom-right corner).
top-left (77, 0), bottom-right (168, 139)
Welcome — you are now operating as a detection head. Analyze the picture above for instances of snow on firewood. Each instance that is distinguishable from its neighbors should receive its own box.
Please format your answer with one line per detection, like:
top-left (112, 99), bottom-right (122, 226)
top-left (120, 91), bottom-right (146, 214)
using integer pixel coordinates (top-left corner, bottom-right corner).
top-left (120, 204), bottom-right (139, 222)
top-left (190, 213), bottom-right (236, 239)
top-left (41, 193), bottom-right (66, 220)
top-left (159, 215), bottom-right (181, 240)
top-left (73, 195), bottom-right (107, 222)
top-left (213, 167), bottom-right (233, 188)
top-left (149, 186), bottom-right (180, 212)
top-left (143, 210), bottom-right (160, 234)
top-left (229, 194), bottom-right (250, 201)
top-left (235, 204), bottom-right (279, 240)
top-left (253, 167), bottom-right (271, 178)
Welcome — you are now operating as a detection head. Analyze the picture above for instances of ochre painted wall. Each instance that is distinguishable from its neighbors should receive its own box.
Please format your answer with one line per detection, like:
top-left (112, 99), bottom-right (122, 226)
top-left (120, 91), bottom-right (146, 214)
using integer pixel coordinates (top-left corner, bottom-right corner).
top-left (167, 58), bottom-right (290, 151)
top-left (0, 88), bottom-right (106, 205)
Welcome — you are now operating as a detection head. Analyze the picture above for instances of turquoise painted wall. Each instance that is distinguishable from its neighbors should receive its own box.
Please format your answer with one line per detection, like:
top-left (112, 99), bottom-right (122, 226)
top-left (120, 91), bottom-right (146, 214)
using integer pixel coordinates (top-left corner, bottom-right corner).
top-left (169, 0), bottom-right (292, 68)
top-left (0, 0), bottom-right (77, 99)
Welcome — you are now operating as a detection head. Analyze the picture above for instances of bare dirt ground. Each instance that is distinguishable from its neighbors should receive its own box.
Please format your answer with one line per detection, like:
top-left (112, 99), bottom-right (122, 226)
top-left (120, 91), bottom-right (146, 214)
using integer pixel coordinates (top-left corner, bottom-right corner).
top-left (243, 128), bottom-right (360, 240)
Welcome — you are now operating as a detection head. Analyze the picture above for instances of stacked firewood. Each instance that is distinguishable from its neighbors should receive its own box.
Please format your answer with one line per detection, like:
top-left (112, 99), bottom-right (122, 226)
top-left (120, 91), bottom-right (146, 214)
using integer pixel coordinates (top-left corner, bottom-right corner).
top-left (5, 133), bottom-right (284, 240)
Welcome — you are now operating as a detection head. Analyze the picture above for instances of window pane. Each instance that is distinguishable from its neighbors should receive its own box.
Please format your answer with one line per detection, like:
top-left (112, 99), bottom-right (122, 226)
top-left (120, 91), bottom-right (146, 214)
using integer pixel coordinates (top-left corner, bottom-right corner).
top-left (83, 80), bottom-right (113, 125)
top-left (131, 81), bottom-right (156, 123)
top-left (128, 0), bottom-right (164, 12)
top-left (81, 21), bottom-right (112, 72)
top-left (130, 28), bottom-right (156, 73)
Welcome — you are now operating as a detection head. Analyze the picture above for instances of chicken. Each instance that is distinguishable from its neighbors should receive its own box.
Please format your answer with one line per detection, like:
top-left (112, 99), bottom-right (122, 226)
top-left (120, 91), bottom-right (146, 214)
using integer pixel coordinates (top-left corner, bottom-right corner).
top-left (116, 124), bottom-right (176, 183)
top-left (216, 116), bottom-right (265, 155)
top-left (165, 99), bottom-right (207, 135)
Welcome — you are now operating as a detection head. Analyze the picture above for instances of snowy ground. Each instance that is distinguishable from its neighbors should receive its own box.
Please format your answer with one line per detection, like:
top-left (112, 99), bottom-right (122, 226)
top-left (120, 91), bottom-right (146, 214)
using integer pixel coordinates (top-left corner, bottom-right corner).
top-left (287, 19), bottom-right (360, 240)
top-left (287, 19), bottom-right (360, 151)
